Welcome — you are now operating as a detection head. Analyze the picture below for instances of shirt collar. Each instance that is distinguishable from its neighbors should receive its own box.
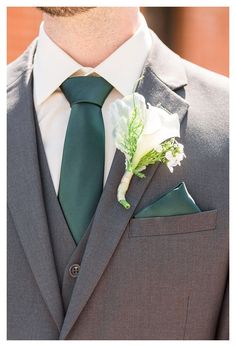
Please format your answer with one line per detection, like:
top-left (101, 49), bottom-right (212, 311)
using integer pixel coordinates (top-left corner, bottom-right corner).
top-left (33, 13), bottom-right (152, 106)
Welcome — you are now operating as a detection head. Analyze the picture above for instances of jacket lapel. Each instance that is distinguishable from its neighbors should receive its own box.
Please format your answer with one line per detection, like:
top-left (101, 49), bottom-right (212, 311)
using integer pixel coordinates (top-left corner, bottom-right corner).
top-left (7, 41), bottom-right (64, 332)
top-left (60, 31), bottom-right (189, 339)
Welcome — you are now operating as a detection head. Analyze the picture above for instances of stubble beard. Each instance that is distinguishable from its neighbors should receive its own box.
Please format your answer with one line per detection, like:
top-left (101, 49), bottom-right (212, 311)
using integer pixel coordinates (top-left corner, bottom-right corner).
top-left (37, 7), bottom-right (96, 17)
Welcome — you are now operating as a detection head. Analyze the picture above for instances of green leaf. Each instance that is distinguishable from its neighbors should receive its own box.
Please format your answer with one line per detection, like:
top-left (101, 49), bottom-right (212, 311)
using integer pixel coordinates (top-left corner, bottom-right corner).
top-left (123, 103), bottom-right (144, 162)
top-left (133, 138), bottom-right (180, 176)
top-left (134, 149), bottom-right (162, 174)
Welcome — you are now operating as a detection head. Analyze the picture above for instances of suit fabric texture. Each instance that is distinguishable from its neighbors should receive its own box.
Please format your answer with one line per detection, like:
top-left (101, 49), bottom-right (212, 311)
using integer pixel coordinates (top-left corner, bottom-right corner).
top-left (7, 31), bottom-right (229, 340)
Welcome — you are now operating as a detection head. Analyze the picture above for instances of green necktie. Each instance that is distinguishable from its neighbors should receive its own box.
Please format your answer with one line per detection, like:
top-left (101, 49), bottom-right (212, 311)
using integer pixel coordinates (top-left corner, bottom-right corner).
top-left (59, 76), bottom-right (113, 244)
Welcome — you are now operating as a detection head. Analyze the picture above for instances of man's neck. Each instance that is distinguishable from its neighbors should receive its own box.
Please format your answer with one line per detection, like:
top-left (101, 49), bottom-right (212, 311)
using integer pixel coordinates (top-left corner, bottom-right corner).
top-left (43, 7), bottom-right (142, 67)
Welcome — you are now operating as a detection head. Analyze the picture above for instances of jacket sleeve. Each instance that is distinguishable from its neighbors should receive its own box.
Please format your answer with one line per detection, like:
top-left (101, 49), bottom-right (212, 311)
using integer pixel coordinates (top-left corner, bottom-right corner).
top-left (215, 275), bottom-right (229, 340)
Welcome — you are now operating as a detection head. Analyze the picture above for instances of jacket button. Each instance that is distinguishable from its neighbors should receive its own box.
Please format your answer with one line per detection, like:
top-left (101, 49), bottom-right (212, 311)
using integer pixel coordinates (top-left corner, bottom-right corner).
top-left (69, 264), bottom-right (80, 278)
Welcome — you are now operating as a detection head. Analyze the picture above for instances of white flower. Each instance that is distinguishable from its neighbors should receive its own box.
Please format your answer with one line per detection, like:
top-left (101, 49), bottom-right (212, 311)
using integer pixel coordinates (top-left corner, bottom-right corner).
top-left (111, 94), bottom-right (180, 169)
top-left (155, 144), bottom-right (163, 152)
top-left (165, 151), bottom-right (174, 161)
top-left (166, 145), bottom-right (186, 173)
top-left (132, 104), bottom-right (180, 167)
top-left (178, 143), bottom-right (184, 152)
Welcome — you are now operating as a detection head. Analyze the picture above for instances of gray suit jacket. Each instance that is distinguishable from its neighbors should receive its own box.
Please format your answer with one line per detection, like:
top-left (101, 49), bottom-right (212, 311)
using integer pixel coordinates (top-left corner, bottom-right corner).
top-left (7, 31), bottom-right (229, 340)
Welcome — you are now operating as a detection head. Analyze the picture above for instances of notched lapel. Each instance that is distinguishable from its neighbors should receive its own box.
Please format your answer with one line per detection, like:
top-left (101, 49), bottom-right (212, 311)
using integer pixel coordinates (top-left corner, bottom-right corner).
top-left (60, 33), bottom-right (190, 339)
top-left (7, 43), bottom-right (64, 332)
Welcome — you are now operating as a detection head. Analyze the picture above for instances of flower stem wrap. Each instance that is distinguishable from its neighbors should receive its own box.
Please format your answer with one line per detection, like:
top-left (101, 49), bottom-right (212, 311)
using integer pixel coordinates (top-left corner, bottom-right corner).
top-left (117, 171), bottom-right (133, 209)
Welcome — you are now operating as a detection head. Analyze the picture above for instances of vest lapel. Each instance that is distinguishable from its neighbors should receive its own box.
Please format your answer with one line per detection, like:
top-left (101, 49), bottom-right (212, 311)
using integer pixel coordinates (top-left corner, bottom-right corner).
top-left (60, 32), bottom-right (190, 339)
top-left (7, 43), bottom-right (64, 331)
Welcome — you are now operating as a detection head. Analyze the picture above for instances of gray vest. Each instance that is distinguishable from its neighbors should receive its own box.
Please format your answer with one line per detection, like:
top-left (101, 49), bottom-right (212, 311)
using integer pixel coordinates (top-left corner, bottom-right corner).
top-left (35, 117), bottom-right (91, 312)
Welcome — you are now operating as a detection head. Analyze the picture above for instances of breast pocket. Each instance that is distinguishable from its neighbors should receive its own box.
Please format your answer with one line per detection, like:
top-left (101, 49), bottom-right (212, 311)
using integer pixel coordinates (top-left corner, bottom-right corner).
top-left (129, 210), bottom-right (217, 238)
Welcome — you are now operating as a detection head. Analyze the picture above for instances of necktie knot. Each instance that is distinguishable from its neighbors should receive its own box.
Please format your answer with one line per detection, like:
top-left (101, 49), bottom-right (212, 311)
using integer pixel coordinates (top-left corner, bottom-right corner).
top-left (60, 76), bottom-right (113, 107)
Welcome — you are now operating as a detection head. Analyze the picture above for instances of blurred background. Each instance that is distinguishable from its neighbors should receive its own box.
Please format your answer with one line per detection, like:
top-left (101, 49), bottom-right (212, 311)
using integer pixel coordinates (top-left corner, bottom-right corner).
top-left (7, 7), bottom-right (229, 76)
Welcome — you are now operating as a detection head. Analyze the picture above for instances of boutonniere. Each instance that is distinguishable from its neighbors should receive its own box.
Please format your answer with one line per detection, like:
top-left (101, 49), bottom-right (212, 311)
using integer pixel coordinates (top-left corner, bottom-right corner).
top-left (111, 92), bottom-right (186, 209)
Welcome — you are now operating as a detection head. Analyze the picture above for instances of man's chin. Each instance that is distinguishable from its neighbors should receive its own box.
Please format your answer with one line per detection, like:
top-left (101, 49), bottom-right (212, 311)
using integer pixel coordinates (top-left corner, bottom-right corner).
top-left (37, 7), bottom-right (96, 17)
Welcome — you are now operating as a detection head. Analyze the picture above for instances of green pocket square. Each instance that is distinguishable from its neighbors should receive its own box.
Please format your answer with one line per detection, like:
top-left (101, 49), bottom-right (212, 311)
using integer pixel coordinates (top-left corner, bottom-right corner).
top-left (134, 182), bottom-right (201, 218)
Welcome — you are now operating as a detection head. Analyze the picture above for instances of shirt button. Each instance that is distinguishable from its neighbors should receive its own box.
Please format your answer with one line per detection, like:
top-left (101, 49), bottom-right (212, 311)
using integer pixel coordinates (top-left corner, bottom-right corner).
top-left (69, 264), bottom-right (80, 278)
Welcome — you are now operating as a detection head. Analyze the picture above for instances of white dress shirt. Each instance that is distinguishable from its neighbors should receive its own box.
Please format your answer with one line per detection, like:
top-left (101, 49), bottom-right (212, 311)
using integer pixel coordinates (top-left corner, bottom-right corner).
top-left (33, 14), bottom-right (152, 194)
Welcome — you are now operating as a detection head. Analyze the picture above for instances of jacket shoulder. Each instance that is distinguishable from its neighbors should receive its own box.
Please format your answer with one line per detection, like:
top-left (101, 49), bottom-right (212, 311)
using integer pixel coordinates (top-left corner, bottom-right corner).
top-left (182, 59), bottom-right (228, 154)
top-left (183, 59), bottom-right (228, 132)
top-left (183, 59), bottom-right (228, 98)
top-left (7, 39), bottom-right (37, 89)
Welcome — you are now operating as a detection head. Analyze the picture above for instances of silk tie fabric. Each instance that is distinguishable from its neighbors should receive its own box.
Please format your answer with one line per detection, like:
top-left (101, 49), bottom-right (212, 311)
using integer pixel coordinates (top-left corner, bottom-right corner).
top-left (59, 76), bottom-right (113, 244)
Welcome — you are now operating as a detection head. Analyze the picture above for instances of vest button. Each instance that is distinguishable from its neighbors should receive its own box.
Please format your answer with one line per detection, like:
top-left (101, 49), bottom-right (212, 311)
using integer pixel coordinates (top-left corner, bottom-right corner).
top-left (69, 264), bottom-right (80, 278)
